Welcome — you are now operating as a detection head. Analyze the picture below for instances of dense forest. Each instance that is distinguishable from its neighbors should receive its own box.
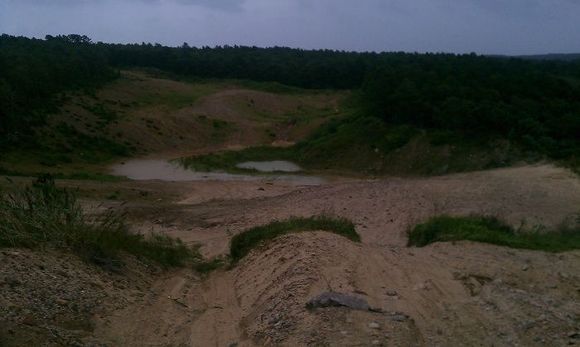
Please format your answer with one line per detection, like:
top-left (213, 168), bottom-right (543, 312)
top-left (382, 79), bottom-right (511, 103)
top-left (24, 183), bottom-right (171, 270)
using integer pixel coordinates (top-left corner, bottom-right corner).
top-left (1, 34), bottom-right (579, 166)
top-left (361, 55), bottom-right (580, 160)
top-left (106, 43), bottom-right (372, 89)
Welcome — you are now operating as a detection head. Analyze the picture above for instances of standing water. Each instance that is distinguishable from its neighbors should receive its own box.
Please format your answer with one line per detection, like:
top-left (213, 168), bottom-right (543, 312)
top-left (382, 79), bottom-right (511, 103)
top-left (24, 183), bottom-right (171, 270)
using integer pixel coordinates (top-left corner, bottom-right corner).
top-left (111, 159), bottom-right (324, 185)
top-left (235, 160), bottom-right (302, 172)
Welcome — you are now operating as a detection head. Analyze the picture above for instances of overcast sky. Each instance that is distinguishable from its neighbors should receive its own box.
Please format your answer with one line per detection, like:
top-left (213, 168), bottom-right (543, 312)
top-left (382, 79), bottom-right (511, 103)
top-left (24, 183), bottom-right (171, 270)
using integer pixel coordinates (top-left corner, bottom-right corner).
top-left (1, 0), bottom-right (579, 55)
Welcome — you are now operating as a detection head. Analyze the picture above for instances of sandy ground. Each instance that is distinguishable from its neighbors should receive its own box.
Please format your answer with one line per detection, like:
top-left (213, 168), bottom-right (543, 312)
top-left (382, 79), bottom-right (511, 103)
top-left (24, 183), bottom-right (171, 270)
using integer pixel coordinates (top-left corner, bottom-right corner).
top-left (2, 164), bottom-right (579, 346)
top-left (118, 164), bottom-right (580, 257)
top-left (84, 163), bottom-right (580, 346)
top-left (2, 72), bottom-right (580, 346)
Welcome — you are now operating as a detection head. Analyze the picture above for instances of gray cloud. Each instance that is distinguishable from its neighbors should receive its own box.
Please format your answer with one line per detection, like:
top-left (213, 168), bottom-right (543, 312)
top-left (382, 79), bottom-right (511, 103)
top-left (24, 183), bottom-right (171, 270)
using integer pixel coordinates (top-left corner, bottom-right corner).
top-left (1, 0), bottom-right (579, 54)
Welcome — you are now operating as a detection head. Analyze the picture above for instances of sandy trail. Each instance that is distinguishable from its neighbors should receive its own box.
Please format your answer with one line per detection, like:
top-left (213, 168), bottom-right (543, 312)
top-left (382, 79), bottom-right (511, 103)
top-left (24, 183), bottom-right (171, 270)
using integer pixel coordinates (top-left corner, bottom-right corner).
top-left (91, 163), bottom-right (580, 346)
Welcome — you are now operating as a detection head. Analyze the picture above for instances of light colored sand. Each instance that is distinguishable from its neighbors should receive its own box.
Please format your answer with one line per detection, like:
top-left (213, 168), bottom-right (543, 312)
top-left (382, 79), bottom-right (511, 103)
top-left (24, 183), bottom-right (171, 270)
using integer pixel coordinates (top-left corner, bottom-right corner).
top-left (93, 164), bottom-right (580, 346)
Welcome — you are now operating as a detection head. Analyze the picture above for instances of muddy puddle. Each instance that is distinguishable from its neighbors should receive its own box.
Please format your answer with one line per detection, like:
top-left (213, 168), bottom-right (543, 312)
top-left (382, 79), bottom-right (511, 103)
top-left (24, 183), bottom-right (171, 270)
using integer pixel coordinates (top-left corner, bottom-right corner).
top-left (111, 159), bottom-right (324, 185)
top-left (236, 160), bottom-right (301, 172)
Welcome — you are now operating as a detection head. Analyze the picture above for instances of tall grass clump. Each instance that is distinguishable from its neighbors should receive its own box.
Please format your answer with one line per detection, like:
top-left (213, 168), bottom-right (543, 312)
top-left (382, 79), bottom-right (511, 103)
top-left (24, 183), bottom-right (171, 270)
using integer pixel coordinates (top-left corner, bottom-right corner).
top-left (0, 177), bottom-right (198, 268)
top-left (230, 216), bottom-right (359, 262)
top-left (408, 215), bottom-right (580, 253)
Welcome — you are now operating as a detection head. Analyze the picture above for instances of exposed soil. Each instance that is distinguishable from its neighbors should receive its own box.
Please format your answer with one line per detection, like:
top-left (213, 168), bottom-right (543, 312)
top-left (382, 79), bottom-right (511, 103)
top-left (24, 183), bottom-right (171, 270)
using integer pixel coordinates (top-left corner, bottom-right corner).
top-left (2, 72), bottom-right (580, 346)
top-left (64, 71), bottom-right (344, 160)
top-left (4, 163), bottom-right (579, 346)
top-left (0, 249), bottom-right (157, 346)
top-left (120, 164), bottom-right (580, 258)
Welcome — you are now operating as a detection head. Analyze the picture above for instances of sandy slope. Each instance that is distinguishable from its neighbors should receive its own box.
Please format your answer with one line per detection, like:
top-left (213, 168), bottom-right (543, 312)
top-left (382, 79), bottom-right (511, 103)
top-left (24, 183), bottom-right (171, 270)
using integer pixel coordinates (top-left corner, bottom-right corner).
top-left (63, 71), bottom-right (344, 159)
top-left (90, 164), bottom-right (580, 346)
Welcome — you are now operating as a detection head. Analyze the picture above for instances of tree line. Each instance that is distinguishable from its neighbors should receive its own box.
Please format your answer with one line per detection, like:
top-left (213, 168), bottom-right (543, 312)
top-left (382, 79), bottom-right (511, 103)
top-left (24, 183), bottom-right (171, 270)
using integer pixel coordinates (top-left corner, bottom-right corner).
top-left (1, 34), bottom-right (579, 162)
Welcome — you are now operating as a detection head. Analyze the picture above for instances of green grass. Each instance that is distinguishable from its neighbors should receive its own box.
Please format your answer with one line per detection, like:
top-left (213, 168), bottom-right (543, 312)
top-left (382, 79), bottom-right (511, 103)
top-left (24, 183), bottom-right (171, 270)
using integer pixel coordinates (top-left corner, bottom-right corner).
top-left (230, 216), bottom-right (360, 262)
top-left (178, 113), bottom-right (528, 176)
top-left (408, 215), bottom-right (580, 252)
top-left (54, 123), bottom-right (133, 162)
top-left (176, 115), bottom-right (424, 175)
top-left (131, 77), bottom-right (221, 109)
top-left (82, 102), bottom-right (118, 126)
top-left (292, 115), bottom-right (418, 171)
top-left (0, 166), bottom-right (126, 182)
top-left (0, 177), bottom-right (198, 269)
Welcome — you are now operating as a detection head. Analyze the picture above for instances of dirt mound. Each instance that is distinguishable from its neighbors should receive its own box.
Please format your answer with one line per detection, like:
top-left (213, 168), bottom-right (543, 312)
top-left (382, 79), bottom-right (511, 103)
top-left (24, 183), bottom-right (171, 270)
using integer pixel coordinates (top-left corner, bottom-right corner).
top-left (39, 229), bottom-right (580, 347)
top-left (228, 231), bottom-right (580, 346)
top-left (189, 226), bottom-right (580, 346)
top-left (232, 232), bottom-right (422, 346)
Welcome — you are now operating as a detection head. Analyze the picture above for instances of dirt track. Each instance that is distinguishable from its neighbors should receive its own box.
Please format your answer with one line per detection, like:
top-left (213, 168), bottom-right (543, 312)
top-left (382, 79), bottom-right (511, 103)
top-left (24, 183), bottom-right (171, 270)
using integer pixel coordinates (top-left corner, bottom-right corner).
top-left (92, 164), bottom-right (580, 346)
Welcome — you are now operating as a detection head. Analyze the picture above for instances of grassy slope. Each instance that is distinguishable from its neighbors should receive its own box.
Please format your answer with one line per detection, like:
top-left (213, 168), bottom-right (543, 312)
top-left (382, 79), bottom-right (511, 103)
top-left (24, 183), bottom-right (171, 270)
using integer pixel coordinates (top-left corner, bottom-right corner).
top-left (0, 179), bottom-right (199, 268)
top-left (0, 70), bottom-right (346, 179)
top-left (0, 71), bottom-right (222, 175)
top-left (294, 115), bottom-right (529, 175)
top-left (1, 68), bottom-right (564, 179)
top-left (179, 113), bottom-right (529, 176)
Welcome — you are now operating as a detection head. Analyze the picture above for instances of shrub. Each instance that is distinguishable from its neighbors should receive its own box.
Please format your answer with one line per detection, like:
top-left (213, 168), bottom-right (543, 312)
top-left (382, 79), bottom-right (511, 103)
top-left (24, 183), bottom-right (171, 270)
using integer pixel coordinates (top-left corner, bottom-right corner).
top-left (408, 215), bottom-right (580, 252)
top-left (0, 177), bottom-right (198, 268)
top-left (230, 216), bottom-right (359, 262)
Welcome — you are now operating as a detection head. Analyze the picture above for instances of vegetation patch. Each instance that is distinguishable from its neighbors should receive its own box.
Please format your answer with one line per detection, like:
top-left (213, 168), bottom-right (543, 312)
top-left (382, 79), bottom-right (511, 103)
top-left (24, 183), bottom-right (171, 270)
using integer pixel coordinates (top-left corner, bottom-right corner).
top-left (0, 166), bottom-right (126, 182)
top-left (0, 177), bottom-right (199, 268)
top-left (178, 114), bottom-right (521, 176)
top-left (408, 215), bottom-right (580, 253)
top-left (292, 115), bottom-right (419, 172)
top-left (81, 102), bottom-right (119, 127)
top-left (230, 216), bottom-right (360, 262)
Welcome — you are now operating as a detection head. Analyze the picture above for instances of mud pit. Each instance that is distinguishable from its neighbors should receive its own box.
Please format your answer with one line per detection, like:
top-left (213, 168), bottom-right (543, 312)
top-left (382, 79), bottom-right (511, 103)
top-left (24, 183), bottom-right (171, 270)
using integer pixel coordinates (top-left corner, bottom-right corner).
top-left (92, 164), bottom-right (580, 346)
